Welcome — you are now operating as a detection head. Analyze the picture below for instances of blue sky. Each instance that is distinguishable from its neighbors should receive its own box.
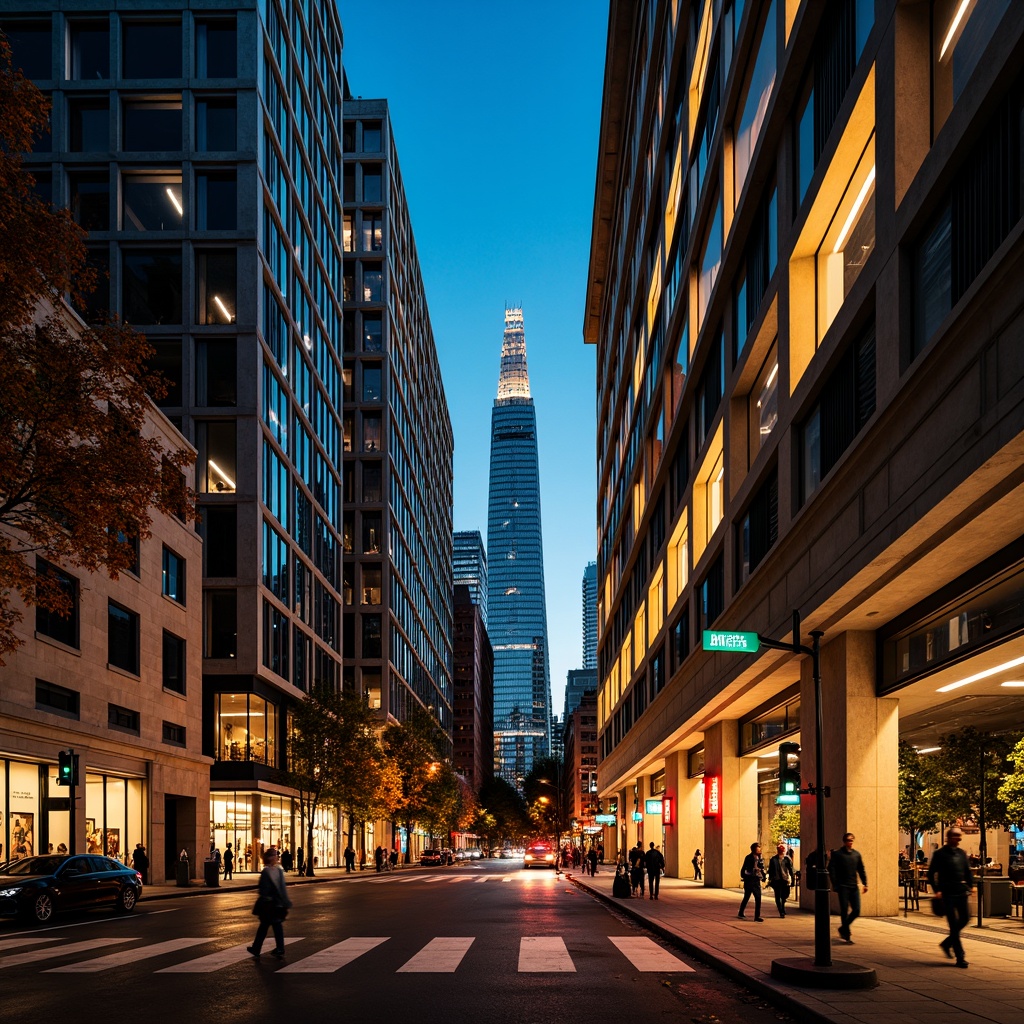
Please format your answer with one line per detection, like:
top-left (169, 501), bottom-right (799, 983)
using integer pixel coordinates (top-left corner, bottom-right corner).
top-left (339, 1), bottom-right (610, 717)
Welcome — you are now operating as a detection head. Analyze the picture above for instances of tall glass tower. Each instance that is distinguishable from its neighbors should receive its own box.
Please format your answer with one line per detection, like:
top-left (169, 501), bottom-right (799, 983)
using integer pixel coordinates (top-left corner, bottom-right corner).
top-left (487, 308), bottom-right (551, 787)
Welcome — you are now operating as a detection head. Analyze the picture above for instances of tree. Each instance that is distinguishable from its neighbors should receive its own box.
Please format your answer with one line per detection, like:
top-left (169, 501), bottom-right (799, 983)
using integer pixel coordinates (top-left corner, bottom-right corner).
top-left (0, 36), bottom-right (192, 664)
top-left (418, 762), bottom-right (463, 845)
top-left (769, 806), bottom-right (800, 847)
top-left (931, 728), bottom-right (1017, 831)
top-left (997, 735), bottom-right (1024, 828)
top-left (898, 741), bottom-right (943, 859)
top-left (475, 777), bottom-right (530, 851)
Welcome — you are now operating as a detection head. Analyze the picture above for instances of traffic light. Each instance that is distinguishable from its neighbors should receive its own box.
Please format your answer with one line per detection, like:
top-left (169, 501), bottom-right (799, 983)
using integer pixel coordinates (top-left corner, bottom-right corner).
top-left (57, 749), bottom-right (77, 787)
top-left (776, 742), bottom-right (801, 805)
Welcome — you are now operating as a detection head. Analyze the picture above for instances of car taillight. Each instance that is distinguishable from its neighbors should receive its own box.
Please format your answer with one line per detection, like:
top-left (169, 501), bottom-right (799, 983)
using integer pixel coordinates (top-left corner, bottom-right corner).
top-left (135, 872), bottom-right (143, 883)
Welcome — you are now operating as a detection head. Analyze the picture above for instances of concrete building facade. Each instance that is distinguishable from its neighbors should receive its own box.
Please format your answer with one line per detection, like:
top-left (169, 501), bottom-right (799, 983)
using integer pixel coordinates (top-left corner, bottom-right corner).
top-left (452, 585), bottom-right (495, 794)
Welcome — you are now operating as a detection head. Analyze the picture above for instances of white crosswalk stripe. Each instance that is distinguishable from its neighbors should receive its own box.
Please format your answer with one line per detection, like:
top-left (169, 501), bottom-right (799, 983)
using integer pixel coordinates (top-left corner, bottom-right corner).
top-left (0, 938), bottom-right (57, 953)
top-left (397, 937), bottom-right (474, 972)
top-left (608, 936), bottom-right (694, 972)
top-left (277, 937), bottom-right (387, 973)
top-left (160, 936), bottom-right (304, 972)
top-left (519, 936), bottom-right (575, 972)
top-left (46, 937), bottom-right (210, 972)
top-left (0, 939), bottom-right (129, 969)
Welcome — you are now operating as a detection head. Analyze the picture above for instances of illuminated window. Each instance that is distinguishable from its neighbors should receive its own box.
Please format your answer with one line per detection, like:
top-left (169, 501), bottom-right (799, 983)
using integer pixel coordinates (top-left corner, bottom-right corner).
top-left (748, 342), bottom-right (779, 462)
top-left (667, 511), bottom-right (689, 606)
top-left (215, 692), bottom-right (277, 766)
top-left (693, 422), bottom-right (724, 564)
top-left (197, 420), bottom-right (236, 493)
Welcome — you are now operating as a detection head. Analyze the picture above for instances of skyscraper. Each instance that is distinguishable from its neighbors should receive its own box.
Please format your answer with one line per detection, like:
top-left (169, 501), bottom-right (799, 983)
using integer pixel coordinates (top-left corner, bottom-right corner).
top-left (582, 560), bottom-right (598, 670)
top-left (453, 530), bottom-right (488, 628)
top-left (487, 308), bottom-right (551, 787)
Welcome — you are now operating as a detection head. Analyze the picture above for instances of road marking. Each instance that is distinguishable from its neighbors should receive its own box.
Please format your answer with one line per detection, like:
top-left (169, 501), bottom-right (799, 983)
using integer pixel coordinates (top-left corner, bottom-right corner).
top-left (501, 876), bottom-right (514, 882)
top-left (474, 876), bottom-right (490, 883)
top-left (46, 937), bottom-right (210, 972)
top-left (277, 937), bottom-right (388, 973)
top-left (519, 936), bottom-right (575, 972)
top-left (159, 937), bottom-right (304, 972)
top-left (397, 937), bottom-right (475, 972)
top-left (608, 936), bottom-right (695, 972)
top-left (0, 939), bottom-right (56, 952)
top-left (0, 939), bottom-right (129, 969)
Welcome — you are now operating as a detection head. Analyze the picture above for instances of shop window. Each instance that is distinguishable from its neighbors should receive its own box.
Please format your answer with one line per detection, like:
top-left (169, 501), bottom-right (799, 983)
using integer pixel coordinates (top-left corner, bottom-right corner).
top-left (196, 249), bottom-right (237, 324)
top-left (362, 122), bottom-right (382, 152)
top-left (215, 692), bottom-right (277, 765)
top-left (122, 172), bottom-right (183, 231)
top-left (262, 599), bottom-right (289, 679)
top-left (67, 171), bottom-right (107, 231)
top-left (733, 0), bottom-right (777, 201)
top-left (196, 171), bottom-right (236, 230)
top-left (741, 693), bottom-right (800, 750)
top-left (932, 0), bottom-right (1011, 138)
top-left (108, 703), bottom-right (140, 733)
top-left (196, 18), bottom-right (236, 78)
top-left (738, 468), bottom-right (778, 585)
top-left (36, 679), bottom-right (80, 718)
top-left (362, 364), bottom-right (382, 402)
top-left (362, 613), bottom-right (382, 658)
top-left (195, 97), bottom-right (236, 151)
top-left (196, 338), bottom-right (236, 406)
top-left (107, 602), bottom-right (140, 674)
top-left (747, 342), bottom-right (779, 462)
top-left (196, 419), bottom-right (237, 493)
top-left (204, 589), bottom-right (237, 659)
top-left (361, 212), bottom-right (383, 251)
top-left (147, 335), bottom-right (183, 403)
top-left (35, 560), bottom-right (79, 648)
top-left (69, 21), bottom-right (108, 80)
top-left (362, 164), bottom-right (382, 202)
top-left (162, 630), bottom-right (186, 693)
top-left (122, 22), bottom-right (180, 78)
top-left (4, 19), bottom-right (51, 79)
top-left (362, 266), bottom-right (383, 302)
top-left (69, 97), bottom-right (108, 152)
top-left (199, 504), bottom-right (236, 577)
top-left (161, 546), bottom-right (186, 604)
top-left (123, 99), bottom-right (182, 152)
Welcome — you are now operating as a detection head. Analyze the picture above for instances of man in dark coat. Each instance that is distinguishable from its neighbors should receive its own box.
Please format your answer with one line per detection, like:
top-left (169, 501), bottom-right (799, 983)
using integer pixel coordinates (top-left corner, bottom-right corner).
top-left (767, 842), bottom-right (795, 917)
top-left (644, 842), bottom-right (665, 900)
top-left (738, 842), bottom-right (765, 920)
top-left (628, 841), bottom-right (646, 896)
top-left (927, 826), bottom-right (974, 968)
top-left (829, 832), bottom-right (868, 943)
top-left (132, 843), bottom-right (149, 885)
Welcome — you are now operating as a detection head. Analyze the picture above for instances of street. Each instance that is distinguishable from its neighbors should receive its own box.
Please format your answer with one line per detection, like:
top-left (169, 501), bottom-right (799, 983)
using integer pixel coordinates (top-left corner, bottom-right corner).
top-left (0, 860), bottom-right (790, 1023)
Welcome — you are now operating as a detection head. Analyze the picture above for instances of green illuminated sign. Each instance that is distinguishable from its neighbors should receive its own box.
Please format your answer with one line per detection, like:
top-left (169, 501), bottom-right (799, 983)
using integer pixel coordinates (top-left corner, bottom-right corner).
top-left (702, 630), bottom-right (760, 653)
top-left (595, 814), bottom-right (617, 825)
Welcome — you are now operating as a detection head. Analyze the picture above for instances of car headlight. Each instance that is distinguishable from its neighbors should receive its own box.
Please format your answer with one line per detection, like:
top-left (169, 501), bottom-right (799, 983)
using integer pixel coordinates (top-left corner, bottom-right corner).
top-left (0, 887), bottom-right (23, 897)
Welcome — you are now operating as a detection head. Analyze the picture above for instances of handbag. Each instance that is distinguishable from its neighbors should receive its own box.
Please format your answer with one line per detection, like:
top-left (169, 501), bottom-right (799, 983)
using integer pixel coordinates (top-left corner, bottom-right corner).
top-left (931, 896), bottom-right (945, 917)
top-left (252, 896), bottom-right (271, 917)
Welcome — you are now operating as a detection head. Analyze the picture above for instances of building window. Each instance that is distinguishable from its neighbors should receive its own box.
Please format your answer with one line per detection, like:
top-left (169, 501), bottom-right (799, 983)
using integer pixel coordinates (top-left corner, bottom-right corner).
top-left (362, 364), bottom-right (382, 402)
top-left (362, 413), bottom-right (381, 452)
top-left (362, 266), bottom-right (383, 302)
top-left (204, 589), bottom-right (237, 659)
top-left (122, 21), bottom-right (181, 78)
top-left (361, 165), bottom-right (382, 202)
top-left (343, 213), bottom-right (354, 251)
top-left (163, 630), bottom-right (186, 693)
top-left (197, 420), bottom-right (237, 493)
top-left (696, 330), bottom-right (725, 444)
top-left (195, 98), bottom-right (236, 151)
top-left (362, 512), bottom-right (381, 554)
top-left (362, 121), bottom-right (382, 151)
top-left (670, 607), bottom-right (690, 674)
top-left (362, 566), bottom-right (382, 605)
top-left (196, 249), bottom-right (237, 324)
top-left (108, 703), bottom-right (140, 733)
top-left (215, 692), bottom-right (277, 765)
top-left (5, 20), bottom-right (51, 79)
top-left (196, 171), bottom-right (236, 230)
top-left (362, 314), bottom-right (382, 352)
top-left (262, 440), bottom-right (289, 528)
top-left (735, 187), bottom-right (778, 356)
top-left (122, 249), bottom-right (182, 325)
top-left (196, 338), bottom-right (237, 406)
top-left (122, 99), bottom-right (182, 152)
top-left (36, 679), bottom-right (80, 718)
top-left (162, 722), bottom-right (186, 746)
top-left (361, 212), bottom-right (383, 251)
top-left (699, 554), bottom-right (725, 630)
top-left (693, 424), bottom-right (724, 564)
top-left (262, 598), bottom-right (289, 679)
top-left (747, 343), bottom-right (779, 462)
top-left (108, 602), bottom-right (140, 674)
top-left (362, 613), bottom-right (382, 658)
top-left (199, 504), bottom-right (237, 577)
top-left (293, 629), bottom-right (311, 691)
top-left (68, 21), bottom-right (109, 80)
top-left (35, 560), bottom-right (79, 648)
top-left (697, 191), bottom-right (723, 329)
top-left (733, 0), bottom-right (777, 201)
top-left (263, 519), bottom-right (290, 604)
top-left (161, 546), bottom-right (185, 603)
top-left (738, 468), bottom-right (779, 585)
top-left (195, 18), bottom-right (236, 78)
top-left (68, 98), bottom-right (108, 152)
top-left (122, 172), bottom-right (183, 231)
top-left (362, 462), bottom-right (382, 502)
top-left (161, 456), bottom-right (188, 521)
top-left (69, 171), bottom-right (109, 231)
top-left (148, 338), bottom-right (182, 406)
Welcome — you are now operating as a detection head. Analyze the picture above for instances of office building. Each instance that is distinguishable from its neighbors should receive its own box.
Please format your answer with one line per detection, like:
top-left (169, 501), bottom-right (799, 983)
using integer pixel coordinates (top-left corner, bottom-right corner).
top-left (454, 530), bottom-right (488, 628)
top-left (583, 560), bottom-right (598, 669)
top-left (487, 307), bottom-right (553, 787)
top-left (563, 688), bottom-right (599, 835)
top-left (585, 0), bottom-right (1024, 912)
top-left (452, 585), bottom-right (494, 794)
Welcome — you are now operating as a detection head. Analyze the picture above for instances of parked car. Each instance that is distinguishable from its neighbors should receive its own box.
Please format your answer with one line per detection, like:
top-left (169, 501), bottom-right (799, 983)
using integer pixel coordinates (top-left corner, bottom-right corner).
top-left (499, 847), bottom-right (514, 859)
top-left (524, 842), bottom-right (557, 869)
top-left (0, 855), bottom-right (143, 924)
top-left (420, 849), bottom-right (444, 866)
top-left (464, 848), bottom-right (483, 860)
top-left (439, 848), bottom-right (455, 865)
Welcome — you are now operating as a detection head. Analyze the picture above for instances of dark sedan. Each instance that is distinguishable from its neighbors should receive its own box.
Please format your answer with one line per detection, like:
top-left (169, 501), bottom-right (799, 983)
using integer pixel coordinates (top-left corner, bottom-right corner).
top-left (0, 855), bottom-right (143, 924)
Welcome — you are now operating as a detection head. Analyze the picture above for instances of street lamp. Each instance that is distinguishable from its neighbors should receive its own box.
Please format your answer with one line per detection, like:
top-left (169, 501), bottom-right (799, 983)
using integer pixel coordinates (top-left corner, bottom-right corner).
top-left (536, 778), bottom-right (564, 875)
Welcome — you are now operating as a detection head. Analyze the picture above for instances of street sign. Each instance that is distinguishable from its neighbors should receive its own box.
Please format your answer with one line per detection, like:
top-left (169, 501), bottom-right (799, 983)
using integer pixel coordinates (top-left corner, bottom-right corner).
top-left (595, 813), bottom-right (617, 825)
top-left (702, 630), bottom-right (760, 653)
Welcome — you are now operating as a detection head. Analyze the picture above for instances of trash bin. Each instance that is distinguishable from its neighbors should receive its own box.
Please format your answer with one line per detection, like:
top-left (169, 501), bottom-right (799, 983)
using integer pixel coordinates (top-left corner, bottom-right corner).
top-left (175, 859), bottom-right (190, 887)
top-left (983, 876), bottom-right (1012, 917)
top-left (204, 860), bottom-right (220, 887)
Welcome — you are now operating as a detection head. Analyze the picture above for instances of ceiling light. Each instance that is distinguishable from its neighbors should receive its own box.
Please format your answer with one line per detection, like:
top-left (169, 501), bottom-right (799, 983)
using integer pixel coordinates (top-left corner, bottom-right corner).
top-left (939, 0), bottom-right (971, 61)
top-left (213, 295), bottom-right (233, 322)
top-left (916, 746), bottom-right (941, 754)
top-left (833, 165), bottom-right (876, 254)
top-left (1001, 681), bottom-right (1024, 688)
top-left (165, 187), bottom-right (183, 216)
top-left (207, 459), bottom-right (236, 491)
top-left (936, 654), bottom-right (1024, 692)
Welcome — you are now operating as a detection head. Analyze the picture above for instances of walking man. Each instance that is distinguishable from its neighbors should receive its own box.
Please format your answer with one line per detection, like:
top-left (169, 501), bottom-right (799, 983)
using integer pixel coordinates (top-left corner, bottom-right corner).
top-left (767, 842), bottom-right (795, 917)
top-left (928, 826), bottom-right (973, 968)
top-left (629, 841), bottom-right (646, 896)
top-left (645, 842), bottom-right (665, 900)
top-left (738, 842), bottom-right (766, 920)
top-left (222, 842), bottom-right (234, 880)
top-left (829, 832), bottom-right (868, 943)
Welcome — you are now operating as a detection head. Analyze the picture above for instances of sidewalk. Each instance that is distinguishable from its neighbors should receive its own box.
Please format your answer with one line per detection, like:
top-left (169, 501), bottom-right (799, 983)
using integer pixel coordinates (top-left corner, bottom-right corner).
top-left (568, 870), bottom-right (1024, 1024)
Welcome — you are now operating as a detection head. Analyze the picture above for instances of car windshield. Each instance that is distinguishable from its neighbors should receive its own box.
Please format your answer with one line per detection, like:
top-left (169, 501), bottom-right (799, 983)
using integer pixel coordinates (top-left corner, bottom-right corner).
top-left (1, 856), bottom-right (64, 876)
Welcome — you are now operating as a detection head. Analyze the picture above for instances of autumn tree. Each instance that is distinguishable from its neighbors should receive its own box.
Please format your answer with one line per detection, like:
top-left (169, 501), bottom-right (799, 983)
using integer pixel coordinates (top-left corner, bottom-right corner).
top-left (0, 35), bottom-right (192, 663)
top-left (997, 736), bottom-right (1024, 827)
top-left (474, 777), bottom-right (530, 851)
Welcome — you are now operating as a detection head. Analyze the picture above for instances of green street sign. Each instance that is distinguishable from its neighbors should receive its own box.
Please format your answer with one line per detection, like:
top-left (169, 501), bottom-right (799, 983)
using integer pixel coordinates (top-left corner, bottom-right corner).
top-left (702, 630), bottom-right (760, 653)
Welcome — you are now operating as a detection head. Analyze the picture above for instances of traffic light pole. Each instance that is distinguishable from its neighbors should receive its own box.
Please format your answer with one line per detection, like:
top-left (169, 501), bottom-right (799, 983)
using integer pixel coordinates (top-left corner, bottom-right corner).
top-left (68, 749), bottom-right (77, 856)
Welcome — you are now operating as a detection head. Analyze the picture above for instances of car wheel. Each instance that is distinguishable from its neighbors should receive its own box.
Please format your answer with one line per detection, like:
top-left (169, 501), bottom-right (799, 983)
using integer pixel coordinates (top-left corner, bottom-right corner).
top-left (116, 886), bottom-right (138, 913)
top-left (32, 892), bottom-right (54, 923)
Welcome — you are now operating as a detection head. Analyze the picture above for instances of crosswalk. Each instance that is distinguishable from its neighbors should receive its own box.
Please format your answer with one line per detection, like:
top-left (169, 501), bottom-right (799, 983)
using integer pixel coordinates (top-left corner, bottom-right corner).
top-left (0, 934), bottom-right (695, 976)
top-left (364, 872), bottom-right (563, 884)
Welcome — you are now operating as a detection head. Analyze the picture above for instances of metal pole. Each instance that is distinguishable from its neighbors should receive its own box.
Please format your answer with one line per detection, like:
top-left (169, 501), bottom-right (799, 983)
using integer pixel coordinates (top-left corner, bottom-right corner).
top-left (977, 744), bottom-right (986, 927)
top-left (811, 631), bottom-right (832, 968)
top-left (68, 749), bottom-right (77, 856)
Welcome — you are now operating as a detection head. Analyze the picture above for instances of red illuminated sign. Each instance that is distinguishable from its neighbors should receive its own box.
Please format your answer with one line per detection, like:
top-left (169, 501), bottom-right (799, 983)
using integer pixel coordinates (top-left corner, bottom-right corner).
top-left (663, 796), bottom-right (673, 825)
top-left (702, 774), bottom-right (721, 818)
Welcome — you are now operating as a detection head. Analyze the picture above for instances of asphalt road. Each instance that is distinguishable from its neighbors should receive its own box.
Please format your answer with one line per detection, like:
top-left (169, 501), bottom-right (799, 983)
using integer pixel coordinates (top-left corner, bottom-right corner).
top-left (0, 860), bottom-right (791, 1024)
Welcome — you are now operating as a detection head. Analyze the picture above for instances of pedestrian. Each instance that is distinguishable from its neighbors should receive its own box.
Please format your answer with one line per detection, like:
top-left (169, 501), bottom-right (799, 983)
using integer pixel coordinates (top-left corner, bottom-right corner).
top-left (828, 832), bottom-right (868, 944)
top-left (588, 846), bottom-right (598, 876)
top-left (768, 842), bottom-right (795, 917)
top-left (281, 847), bottom-right (293, 872)
top-left (738, 842), bottom-right (766, 920)
top-left (691, 848), bottom-right (703, 881)
top-left (374, 845), bottom-right (384, 872)
top-left (629, 841), bottom-right (646, 896)
top-left (132, 843), bottom-right (149, 885)
top-left (645, 842), bottom-right (665, 900)
top-left (389, 848), bottom-right (398, 870)
top-left (597, 842), bottom-right (604, 863)
top-left (247, 848), bottom-right (291, 959)
top-left (927, 826), bottom-right (973, 968)
top-left (344, 844), bottom-right (355, 872)
top-left (296, 847), bottom-right (304, 875)
top-left (222, 842), bottom-right (234, 880)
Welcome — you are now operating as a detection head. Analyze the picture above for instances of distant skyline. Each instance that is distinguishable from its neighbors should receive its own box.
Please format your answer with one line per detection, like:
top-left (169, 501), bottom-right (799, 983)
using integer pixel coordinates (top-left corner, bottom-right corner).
top-left (340, 1), bottom-right (609, 717)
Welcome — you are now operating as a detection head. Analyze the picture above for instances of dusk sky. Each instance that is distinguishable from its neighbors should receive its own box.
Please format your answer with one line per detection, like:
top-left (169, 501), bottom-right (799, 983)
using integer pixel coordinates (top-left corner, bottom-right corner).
top-left (340, 1), bottom-right (610, 716)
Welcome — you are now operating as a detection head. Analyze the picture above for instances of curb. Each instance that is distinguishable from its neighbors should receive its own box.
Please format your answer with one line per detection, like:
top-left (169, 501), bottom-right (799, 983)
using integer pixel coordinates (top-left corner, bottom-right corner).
top-left (569, 874), bottom-right (836, 1024)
